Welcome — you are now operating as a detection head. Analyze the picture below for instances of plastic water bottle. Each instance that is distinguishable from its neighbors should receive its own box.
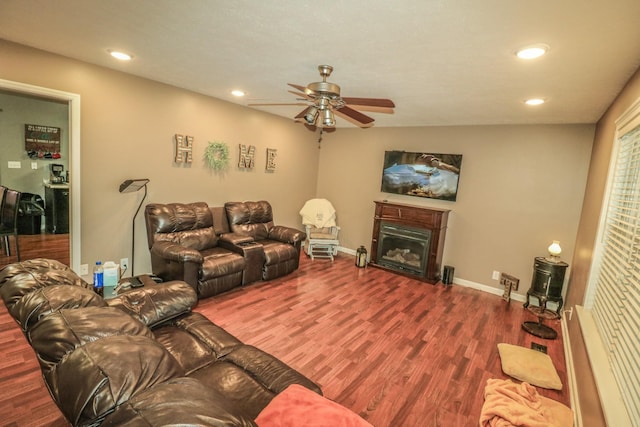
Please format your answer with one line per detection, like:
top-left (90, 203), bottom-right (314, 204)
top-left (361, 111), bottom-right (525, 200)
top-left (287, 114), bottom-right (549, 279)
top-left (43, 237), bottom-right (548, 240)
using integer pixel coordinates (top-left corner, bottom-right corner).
top-left (93, 261), bottom-right (104, 296)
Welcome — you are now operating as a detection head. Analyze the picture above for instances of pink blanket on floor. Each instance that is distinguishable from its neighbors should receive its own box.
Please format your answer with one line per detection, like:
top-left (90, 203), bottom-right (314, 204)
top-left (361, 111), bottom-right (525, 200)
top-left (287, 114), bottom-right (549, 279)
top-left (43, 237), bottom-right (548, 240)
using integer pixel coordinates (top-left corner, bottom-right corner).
top-left (255, 384), bottom-right (373, 427)
top-left (479, 379), bottom-right (571, 427)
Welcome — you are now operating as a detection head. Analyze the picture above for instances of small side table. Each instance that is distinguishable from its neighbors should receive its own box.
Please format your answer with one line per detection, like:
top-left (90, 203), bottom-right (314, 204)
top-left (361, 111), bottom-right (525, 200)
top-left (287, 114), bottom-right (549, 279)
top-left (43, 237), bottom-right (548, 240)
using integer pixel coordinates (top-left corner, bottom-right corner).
top-left (522, 257), bottom-right (569, 340)
top-left (523, 257), bottom-right (569, 316)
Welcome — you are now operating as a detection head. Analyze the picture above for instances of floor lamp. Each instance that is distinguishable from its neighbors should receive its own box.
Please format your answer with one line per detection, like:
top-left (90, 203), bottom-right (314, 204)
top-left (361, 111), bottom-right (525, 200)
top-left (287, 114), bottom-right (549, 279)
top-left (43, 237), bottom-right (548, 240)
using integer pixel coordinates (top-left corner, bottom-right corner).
top-left (119, 179), bottom-right (150, 286)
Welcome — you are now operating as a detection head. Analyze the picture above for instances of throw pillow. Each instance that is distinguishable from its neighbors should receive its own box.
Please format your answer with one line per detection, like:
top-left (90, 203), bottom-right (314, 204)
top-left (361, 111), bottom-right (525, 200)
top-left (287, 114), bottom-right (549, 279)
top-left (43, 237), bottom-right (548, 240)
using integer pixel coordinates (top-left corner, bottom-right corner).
top-left (255, 384), bottom-right (373, 427)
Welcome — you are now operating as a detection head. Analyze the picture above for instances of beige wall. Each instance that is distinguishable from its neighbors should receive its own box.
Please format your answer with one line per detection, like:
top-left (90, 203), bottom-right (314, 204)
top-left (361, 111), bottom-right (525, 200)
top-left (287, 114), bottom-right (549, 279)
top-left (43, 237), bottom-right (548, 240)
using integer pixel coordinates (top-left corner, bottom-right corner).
top-left (564, 66), bottom-right (640, 425)
top-left (0, 40), bottom-right (320, 274)
top-left (318, 124), bottom-right (594, 296)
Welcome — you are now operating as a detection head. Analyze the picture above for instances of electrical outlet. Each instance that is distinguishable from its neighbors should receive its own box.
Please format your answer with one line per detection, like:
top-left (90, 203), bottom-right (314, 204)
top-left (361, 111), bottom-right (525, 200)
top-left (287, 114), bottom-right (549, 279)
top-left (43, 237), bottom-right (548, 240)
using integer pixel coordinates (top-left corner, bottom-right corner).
top-left (80, 264), bottom-right (88, 275)
top-left (120, 258), bottom-right (129, 271)
top-left (492, 270), bottom-right (500, 280)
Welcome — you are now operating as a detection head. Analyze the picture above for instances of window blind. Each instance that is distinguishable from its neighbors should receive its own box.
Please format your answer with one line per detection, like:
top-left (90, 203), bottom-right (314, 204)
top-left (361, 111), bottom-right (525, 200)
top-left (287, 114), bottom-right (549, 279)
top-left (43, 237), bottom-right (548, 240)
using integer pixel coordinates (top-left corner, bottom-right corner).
top-left (591, 123), bottom-right (640, 426)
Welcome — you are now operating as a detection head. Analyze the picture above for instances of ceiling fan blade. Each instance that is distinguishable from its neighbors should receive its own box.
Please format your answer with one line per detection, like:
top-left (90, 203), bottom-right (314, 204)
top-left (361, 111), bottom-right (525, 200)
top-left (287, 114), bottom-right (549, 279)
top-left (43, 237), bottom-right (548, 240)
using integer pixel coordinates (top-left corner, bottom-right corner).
top-left (344, 105), bottom-right (395, 114)
top-left (294, 106), bottom-right (311, 120)
top-left (342, 97), bottom-right (395, 109)
top-left (287, 90), bottom-right (312, 100)
top-left (288, 83), bottom-right (308, 93)
top-left (335, 105), bottom-right (375, 126)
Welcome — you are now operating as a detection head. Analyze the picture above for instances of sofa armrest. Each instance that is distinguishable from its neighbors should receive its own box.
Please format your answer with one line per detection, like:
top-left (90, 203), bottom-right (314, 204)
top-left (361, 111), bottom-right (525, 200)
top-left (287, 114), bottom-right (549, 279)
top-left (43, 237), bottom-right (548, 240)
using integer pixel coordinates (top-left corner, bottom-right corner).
top-left (219, 232), bottom-right (254, 246)
top-left (106, 281), bottom-right (197, 328)
top-left (151, 241), bottom-right (203, 264)
top-left (269, 226), bottom-right (306, 245)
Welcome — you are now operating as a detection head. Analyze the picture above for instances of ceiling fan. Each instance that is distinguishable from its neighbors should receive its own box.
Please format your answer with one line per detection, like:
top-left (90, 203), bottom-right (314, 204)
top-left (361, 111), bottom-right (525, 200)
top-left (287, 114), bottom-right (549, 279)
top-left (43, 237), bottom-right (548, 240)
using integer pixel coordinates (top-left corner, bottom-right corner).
top-left (250, 65), bottom-right (395, 129)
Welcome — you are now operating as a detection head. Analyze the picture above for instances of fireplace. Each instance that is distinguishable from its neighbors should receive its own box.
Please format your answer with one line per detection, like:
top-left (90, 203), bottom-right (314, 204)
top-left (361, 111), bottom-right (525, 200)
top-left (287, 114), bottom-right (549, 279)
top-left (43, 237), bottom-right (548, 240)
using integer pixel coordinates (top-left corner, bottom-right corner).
top-left (370, 201), bottom-right (449, 284)
top-left (377, 222), bottom-right (431, 277)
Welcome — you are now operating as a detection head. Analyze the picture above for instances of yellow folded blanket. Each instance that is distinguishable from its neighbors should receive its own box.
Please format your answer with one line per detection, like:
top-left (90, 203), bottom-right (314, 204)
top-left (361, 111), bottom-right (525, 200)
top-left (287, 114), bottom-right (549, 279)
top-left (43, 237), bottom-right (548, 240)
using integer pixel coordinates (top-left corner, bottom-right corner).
top-left (479, 378), bottom-right (572, 427)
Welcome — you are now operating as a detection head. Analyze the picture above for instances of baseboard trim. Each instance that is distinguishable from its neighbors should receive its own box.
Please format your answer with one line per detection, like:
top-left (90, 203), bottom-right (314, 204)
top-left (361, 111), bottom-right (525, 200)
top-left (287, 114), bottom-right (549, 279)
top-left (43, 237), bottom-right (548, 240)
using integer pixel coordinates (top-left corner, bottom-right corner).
top-left (453, 277), bottom-right (526, 303)
top-left (334, 251), bottom-right (527, 303)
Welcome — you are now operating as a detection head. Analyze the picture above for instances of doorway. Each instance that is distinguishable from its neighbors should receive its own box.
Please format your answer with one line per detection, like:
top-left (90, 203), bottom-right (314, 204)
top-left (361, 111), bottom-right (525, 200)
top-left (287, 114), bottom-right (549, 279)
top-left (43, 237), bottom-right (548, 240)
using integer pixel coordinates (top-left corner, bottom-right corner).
top-left (0, 79), bottom-right (80, 273)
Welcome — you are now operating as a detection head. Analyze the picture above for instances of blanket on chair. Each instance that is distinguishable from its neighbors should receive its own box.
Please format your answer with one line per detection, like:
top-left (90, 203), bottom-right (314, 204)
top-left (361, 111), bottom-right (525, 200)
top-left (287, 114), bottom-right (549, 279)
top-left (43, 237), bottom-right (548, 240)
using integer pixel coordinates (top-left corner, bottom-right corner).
top-left (479, 379), bottom-right (572, 427)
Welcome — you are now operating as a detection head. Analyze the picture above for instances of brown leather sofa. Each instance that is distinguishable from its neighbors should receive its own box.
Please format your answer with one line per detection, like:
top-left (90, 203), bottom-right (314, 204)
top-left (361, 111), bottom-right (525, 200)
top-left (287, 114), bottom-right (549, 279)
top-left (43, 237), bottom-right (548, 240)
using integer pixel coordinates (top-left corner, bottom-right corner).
top-left (0, 258), bottom-right (321, 426)
top-left (145, 201), bottom-right (306, 298)
top-left (225, 201), bottom-right (305, 281)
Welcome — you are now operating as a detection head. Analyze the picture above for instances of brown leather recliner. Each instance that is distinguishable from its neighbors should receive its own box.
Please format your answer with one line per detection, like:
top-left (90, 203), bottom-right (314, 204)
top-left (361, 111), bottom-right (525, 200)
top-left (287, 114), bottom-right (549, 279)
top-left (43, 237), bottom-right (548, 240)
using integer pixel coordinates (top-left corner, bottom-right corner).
top-left (224, 201), bottom-right (306, 281)
top-left (0, 258), bottom-right (322, 426)
top-left (144, 202), bottom-right (248, 299)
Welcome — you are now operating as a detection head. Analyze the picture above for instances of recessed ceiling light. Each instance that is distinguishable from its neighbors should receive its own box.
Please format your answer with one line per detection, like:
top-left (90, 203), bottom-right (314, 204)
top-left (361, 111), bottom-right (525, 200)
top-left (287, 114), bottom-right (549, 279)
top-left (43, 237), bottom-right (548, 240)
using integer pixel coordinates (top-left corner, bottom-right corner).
top-left (231, 90), bottom-right (246, 97)
top-left (525, 98), bottom-right (545, 106)
top-left (108, 50), bottom-right (133, 61)
top-left (516, 44), bottom-right (549, 60)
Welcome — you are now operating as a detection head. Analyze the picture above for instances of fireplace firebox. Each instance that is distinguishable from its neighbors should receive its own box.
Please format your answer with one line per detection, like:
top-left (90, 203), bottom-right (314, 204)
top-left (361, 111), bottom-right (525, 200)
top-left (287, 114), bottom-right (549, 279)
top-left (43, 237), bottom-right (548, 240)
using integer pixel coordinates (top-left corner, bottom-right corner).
top-left (377, 222), bottom-right (431, 277)
top-left (370, 201), bottom-right (449, 284)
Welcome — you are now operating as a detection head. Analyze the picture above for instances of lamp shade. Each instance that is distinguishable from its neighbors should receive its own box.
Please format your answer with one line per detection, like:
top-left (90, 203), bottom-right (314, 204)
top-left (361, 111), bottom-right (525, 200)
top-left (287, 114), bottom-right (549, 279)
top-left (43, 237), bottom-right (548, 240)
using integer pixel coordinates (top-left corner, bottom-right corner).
top-left (548, 241), bottom-right (562, 257)
top-left (119, 179), bottom-right (150, 193)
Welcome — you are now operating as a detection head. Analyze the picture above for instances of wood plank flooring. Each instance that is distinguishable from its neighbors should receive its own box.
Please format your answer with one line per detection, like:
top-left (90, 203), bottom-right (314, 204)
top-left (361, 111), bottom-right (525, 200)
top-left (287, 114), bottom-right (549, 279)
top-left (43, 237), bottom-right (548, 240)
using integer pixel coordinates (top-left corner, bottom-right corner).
top-left (0, 233), bottom-right (70, 269)
top-left (0, 251), bottom-right (568, 426)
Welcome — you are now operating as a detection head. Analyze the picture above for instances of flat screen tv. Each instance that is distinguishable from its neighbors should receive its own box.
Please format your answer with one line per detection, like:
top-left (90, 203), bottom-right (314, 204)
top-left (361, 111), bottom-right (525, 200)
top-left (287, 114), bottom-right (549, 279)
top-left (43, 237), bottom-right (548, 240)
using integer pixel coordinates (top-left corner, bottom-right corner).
top-left (381, 151), bottom-right (463, 201)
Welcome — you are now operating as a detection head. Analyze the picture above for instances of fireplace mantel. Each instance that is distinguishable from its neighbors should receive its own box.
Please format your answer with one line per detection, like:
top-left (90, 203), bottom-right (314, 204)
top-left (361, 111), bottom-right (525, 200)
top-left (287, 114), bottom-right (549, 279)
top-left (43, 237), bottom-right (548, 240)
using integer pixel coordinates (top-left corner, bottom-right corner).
top-left (370, 201), bottom-right (450, 284)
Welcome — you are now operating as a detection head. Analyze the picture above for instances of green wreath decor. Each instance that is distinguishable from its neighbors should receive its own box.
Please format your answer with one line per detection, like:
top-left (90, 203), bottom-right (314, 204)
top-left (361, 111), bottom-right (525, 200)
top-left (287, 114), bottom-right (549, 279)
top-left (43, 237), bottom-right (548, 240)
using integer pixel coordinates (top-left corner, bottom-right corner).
top-left (204, 141), bottom-right (230, 171)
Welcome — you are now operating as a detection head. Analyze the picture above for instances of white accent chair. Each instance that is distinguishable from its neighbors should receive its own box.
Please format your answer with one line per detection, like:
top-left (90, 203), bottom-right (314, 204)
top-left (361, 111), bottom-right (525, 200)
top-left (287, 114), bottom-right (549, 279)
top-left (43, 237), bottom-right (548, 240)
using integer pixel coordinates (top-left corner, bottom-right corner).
top-left (299, 199), bottom-right (340, 261)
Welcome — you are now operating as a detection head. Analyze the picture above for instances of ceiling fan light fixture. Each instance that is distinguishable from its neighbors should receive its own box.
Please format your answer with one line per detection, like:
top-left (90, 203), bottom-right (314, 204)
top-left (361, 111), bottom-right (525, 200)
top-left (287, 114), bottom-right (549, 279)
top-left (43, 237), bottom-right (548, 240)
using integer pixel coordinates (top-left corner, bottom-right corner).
top-left (304, 106), bottom-right (319, 124)
top-left (322, 109), bottom-right (336, 127)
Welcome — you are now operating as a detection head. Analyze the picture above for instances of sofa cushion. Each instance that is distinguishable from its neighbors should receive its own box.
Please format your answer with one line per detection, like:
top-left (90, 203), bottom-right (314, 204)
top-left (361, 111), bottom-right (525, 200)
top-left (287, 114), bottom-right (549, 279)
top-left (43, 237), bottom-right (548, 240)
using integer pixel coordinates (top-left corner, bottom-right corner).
top-left (28, 306), bottom-right (154, 371)
top-left (261, 239), bottom-right (298, 265)
top-left (201, 247), bottom-right (246, 280)
top-left (9, 284), bottom-right (106, 332)
top-left (225, 201), bottom-right (275, 240)
top-left (146, 202), bottom-right (219, 250)
top-left (0, 258), bottom-right (71, 285)
top-left (0, 266), bottom-right (92, 311)
top-left (102, 377), bottom-right (257, 426)
top-left (48, 334), bottom-right (184, 426)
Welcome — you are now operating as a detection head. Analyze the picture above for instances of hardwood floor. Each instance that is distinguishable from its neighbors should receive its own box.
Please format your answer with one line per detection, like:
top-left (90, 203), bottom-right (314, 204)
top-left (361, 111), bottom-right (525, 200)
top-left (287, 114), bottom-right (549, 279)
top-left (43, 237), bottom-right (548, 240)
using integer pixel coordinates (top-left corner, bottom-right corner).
top-left (0, 251), bottom-right (568, 426)
top-left (0, 233), bottom-right (70, 269)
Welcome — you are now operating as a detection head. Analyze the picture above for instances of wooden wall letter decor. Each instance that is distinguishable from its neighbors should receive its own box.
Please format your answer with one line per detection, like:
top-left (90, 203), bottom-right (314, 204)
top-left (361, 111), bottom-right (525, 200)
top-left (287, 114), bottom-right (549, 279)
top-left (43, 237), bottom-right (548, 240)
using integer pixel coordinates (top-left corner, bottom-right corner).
top-left (266, 148), bottom-right (277, 171)
top-left (175, 134), bottom-right (193, 163)
top-left (238, 144), bottom-right (255, 169)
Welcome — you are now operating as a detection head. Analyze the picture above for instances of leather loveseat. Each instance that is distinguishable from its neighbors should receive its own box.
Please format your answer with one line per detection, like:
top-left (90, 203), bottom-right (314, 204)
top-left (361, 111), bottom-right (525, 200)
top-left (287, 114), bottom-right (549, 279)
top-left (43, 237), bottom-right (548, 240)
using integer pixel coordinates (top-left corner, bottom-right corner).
top-left (0, 258), bottom-right (321, 426)
top-left (145, 201), bottom-right (306, 299)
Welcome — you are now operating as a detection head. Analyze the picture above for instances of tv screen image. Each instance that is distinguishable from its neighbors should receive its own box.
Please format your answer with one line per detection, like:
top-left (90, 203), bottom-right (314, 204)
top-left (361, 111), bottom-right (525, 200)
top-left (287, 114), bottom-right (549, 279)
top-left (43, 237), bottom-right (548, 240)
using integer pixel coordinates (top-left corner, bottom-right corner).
top-left (381, 151), bottom-right (463, 201)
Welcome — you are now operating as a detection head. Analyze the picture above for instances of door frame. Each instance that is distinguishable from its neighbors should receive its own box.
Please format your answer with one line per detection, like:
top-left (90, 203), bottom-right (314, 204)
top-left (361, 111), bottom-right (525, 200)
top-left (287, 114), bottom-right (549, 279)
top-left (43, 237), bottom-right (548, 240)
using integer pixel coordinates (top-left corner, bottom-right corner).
top-left (0, 79), bottom-right (81, 273)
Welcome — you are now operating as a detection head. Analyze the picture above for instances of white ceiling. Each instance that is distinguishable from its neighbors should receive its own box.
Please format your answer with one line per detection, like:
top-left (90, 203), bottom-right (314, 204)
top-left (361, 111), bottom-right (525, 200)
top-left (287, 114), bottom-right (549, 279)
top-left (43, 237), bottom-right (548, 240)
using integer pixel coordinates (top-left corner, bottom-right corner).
top-left (1, 0), bottom-right (640, 128)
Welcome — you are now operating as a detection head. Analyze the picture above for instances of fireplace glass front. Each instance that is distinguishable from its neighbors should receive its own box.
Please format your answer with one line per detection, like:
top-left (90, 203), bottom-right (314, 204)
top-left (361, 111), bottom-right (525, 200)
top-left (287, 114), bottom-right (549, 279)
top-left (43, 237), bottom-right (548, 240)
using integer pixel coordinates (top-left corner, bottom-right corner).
top-left (376, 222), bottom-right (431, 277)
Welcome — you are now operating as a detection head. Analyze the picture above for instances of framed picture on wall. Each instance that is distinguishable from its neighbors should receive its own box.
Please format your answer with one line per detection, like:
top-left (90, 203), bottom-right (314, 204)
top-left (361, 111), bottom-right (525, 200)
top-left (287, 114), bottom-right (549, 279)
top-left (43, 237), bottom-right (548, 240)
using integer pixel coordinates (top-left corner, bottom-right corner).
top-left (25, 123), bottom-right (61, 159)
top-left (381, 151), bottom-right (463, 201)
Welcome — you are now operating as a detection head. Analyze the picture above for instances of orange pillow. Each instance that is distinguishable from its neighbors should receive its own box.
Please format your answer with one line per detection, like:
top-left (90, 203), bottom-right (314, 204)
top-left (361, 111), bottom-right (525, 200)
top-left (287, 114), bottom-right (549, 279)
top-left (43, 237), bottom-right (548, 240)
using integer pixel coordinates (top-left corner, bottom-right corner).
top-left (255, 384), bottom-right (373, 427)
